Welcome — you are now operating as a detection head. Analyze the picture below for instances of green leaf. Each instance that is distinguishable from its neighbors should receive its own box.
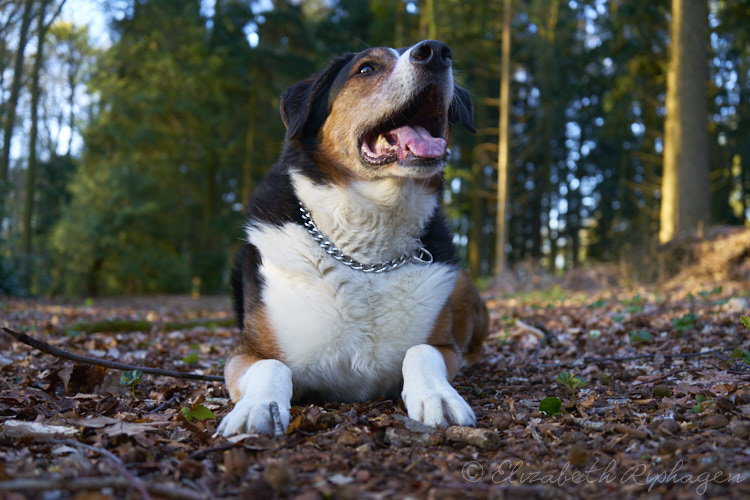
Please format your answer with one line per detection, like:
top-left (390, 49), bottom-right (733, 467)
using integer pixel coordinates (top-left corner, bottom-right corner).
top-left (182, 352), bottom-right (200, 364)
top-left (556, 371), bottom-right (587, 389)
top-left (621, 293), bottom-right (644, 306)
top-left (699, 286), bottom-right (722, 297)
top-left (629, 330), bottom-right (653, 344)
top-left (539, 397), bottom-right (562, 416)
top-left (672, 313), bottom-right (699, 333)
top-left (557, 371), bottom-right (572, 385)
top-left (181, 404), bottom-right (216, 422)
top-left (731, 348), bottom-right (750, 365)
top-left (741, 315), bottom-right (750, 330)
top-left (119, 369), bottom-right (143, 386)
top-left (587, 299), bottom-right (608, 310)
top-left (613, 315), bottom-right (626, 323)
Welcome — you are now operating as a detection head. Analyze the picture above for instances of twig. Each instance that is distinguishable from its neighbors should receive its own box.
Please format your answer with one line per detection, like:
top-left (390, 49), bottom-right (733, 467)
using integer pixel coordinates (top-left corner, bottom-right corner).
top-left (2, 327), bottom-right (224, 382)
top-left (631, 368), bottom-right (690, 387)
top-left (583, 349), bottom-right (730, 364)
top-left (53, 439), bottom-right (151, 500)
top-left (528, 323), bottom-right (552, 361)
top-left (0, 477), bottom-right (208, 499)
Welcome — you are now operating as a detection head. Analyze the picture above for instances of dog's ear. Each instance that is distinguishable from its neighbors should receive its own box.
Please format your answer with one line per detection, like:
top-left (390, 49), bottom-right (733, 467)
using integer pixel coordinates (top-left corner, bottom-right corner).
top-left (280, 54), bottom-right (355, 141)
top-left (449, 86), bottom-right (476, 134)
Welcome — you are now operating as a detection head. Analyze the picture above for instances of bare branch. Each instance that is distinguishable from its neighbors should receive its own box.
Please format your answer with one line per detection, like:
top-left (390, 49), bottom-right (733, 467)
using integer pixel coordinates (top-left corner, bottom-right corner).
top-left (1, 327), bottom-right (224, 382)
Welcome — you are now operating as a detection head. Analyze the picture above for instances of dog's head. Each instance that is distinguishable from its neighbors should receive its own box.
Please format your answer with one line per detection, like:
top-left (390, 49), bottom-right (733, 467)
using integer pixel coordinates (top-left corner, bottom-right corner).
top-left (280, 40), bottom-right (475, 181)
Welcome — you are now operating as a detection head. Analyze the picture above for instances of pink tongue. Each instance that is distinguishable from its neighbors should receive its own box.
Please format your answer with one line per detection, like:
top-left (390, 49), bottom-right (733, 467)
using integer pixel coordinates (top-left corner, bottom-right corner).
top-left (390, 126), bottom-right (446, 160)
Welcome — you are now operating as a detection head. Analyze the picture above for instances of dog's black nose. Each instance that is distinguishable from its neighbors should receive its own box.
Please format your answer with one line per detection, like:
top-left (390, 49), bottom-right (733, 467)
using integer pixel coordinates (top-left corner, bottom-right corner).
top-left (409, 40), bottom-right (452, 70)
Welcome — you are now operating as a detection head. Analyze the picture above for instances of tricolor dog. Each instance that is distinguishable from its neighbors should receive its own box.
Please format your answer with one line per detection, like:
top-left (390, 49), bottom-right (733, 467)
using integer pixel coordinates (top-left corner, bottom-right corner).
top-left (217, 40), bottom-right (489, 436)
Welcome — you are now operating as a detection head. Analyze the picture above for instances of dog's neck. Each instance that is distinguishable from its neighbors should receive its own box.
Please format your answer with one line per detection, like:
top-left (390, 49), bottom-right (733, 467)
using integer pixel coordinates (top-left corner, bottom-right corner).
top-left (292, 172), bottom-right (439, 263)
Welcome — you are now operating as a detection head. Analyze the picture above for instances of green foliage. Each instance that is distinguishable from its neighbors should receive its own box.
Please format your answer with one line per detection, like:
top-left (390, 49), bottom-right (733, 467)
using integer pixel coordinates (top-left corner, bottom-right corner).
top-left (180, 403), bottom-right (216, 422)
top-left (120, 369), bottom-right (143, 398)
top-left (698, 286), bottom-right (722, 298)
top-left (67, 319), bottom-right (151, 334)
top-left (182, 352), bottom-right (200, 365)
top-left (731, 348), bottom-right (750, 365)
top-left (672, 313), bottom-right (699, 333)
top-left (1, 0), bottom-right (748, 295)
top-left (556, 371), bottom-right (587, 405)
top-left (621, 293), bottom-right (646, 313)
top-left (741, 316), bottom-right (750, 330)
top-left (629, 330), bottom-right (653, 344)
top-left (539, 396), bottom-right (562, 416)
top-left (691, 394), bottom-right (713, 414)
top-left (587, 299), bottom-right (608, 310)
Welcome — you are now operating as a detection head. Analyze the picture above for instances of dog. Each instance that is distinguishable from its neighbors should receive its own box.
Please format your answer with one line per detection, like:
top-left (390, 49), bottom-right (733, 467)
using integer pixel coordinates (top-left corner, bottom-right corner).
top-left (217, 40), bottom-right (489, 436)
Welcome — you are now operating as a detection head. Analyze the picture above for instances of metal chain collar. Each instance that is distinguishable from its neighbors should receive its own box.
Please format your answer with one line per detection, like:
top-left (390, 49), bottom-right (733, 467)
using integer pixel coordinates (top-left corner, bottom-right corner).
top-left (299, 202), bottom-right (433, 273)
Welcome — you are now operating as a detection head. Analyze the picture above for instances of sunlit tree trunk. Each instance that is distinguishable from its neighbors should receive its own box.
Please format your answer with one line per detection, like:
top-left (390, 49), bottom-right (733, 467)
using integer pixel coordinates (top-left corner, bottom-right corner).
top-left (1, 0), bottom-right (34, 189)
top-left (494, 0), bottom-right (511, 276)
top-left (659, 0), bottom-right (710, 243)
top-left (419, 0), bottom-right (436, 39)
top-left (540, 0), bottom-right (559, 271)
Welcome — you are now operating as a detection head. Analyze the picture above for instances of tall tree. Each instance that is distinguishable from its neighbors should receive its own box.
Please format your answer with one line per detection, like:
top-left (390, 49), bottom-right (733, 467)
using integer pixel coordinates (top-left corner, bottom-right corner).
top-left (659, 0), bottom-right (711, 243)
top-left (494, 0), bottom-right (511, 276)
top-left (1, 0), bottom-right (34, 188)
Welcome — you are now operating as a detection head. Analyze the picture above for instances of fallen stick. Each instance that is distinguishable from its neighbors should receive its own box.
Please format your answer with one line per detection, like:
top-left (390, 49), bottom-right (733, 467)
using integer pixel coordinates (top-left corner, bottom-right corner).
top-left (53, 439), bottom-right (151, 500)
top-left (1, 327), bottom-right (224, 382)
top-left (0, 476), bottom-right (208, 500)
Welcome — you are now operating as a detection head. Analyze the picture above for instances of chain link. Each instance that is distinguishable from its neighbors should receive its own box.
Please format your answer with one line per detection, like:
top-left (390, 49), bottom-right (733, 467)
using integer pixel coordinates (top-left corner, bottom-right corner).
top-left (299, 202), bottom-right (433, 273)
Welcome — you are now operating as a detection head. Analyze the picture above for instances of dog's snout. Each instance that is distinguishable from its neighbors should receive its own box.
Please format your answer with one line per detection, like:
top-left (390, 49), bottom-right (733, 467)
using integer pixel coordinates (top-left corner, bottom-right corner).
top-left (409, 40), bottom-right (452, 70)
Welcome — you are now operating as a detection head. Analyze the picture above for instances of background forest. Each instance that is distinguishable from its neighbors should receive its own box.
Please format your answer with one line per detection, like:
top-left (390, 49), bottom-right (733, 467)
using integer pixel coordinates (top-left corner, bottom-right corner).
top-left (0, 0), bottom-right (748, 297)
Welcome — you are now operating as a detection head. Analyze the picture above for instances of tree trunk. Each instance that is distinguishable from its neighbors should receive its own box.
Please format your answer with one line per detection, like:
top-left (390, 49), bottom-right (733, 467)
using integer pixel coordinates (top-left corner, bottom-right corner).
top-left (420, 0), bottom-right (436, 40)
top-left (494, 0), bottom-right (511, 276)
top-left (659, 0), bottom-right (710, 244)
top-left (23, 0), bottom-right (52, 263)
top-left (1, 0), bottom-right (34, 189)
top-left (241, 86), bottom-right (256, 209)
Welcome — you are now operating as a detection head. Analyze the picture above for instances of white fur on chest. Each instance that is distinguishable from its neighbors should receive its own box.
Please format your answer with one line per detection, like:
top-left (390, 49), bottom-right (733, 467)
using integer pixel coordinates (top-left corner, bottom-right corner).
top-left (246, 182), bottom-right (456, 401)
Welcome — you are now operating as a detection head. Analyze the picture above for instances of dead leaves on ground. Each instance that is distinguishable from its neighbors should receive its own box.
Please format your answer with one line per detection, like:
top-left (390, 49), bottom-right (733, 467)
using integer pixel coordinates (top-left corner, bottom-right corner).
top-left (1, 284), bottom-right (749, 499)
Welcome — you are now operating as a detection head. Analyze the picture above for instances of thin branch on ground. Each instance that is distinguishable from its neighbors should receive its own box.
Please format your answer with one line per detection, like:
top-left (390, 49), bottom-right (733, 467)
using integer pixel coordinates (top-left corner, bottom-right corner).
top-left (1, 327), bottom-right (224, 382)
top-left (0, 477), bottom-right (208, 499)
top-left (53, 439), bottom-right (151, 500)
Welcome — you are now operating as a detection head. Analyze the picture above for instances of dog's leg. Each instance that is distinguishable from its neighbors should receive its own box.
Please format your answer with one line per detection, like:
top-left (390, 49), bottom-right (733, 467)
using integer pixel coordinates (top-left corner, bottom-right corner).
top-left (401, 343), bottom-right (476, 427)
top-left (450, 269), bottom-right (490, 367)
top-left (216, 353), bottom-right (293, 437)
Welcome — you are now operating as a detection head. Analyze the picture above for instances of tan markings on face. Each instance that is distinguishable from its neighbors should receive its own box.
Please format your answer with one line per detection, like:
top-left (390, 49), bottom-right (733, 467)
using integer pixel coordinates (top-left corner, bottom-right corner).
top-left (319, 46), bottom-right (452, 181)
top-left (319, 48), bottom-right (398, 179)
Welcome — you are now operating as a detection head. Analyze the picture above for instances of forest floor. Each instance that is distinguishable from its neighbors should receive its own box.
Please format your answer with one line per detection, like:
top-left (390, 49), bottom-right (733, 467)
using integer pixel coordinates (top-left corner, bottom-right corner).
top-left (1, 270), bottom-right (749, 499)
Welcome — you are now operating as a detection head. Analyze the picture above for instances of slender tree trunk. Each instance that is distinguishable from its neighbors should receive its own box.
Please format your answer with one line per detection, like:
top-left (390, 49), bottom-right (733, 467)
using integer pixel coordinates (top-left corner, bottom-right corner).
top-left (241, 87), bottom-right (256, 208)
top-left (659, 0), bottom-right (710, 243)
top-left (420, 0), bottom-right (436, 39)
top-left (23, 1), bottom-right (52, 264)
top-left (394, 0), bottom-right (404, 48)
top-left (1, 0), bottom-right (34, 189)
top-left (468, 164), bottom-right (482, 277)
top-left (494, 0), bottom-right (511, 276)
top-left (540, 0), bottom-right (559, 271)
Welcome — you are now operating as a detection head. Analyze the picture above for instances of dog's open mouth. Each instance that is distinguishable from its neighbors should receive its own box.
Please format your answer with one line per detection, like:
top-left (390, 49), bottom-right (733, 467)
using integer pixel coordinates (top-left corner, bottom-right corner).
top-left (360, 86), bottom-right (447, 166)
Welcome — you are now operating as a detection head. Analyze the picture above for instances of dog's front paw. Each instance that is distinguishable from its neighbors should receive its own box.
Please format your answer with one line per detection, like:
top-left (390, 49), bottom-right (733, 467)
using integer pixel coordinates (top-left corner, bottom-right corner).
top-left (402, 381), bottom-right (476, 428)
top-left (216, 398), bottom-right (291, 436)
top-left (217, 358), bottom-right (293, 437)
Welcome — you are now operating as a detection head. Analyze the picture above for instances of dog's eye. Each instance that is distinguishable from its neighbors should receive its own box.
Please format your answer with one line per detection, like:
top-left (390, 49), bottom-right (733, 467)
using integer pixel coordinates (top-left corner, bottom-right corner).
top-left (358, 63), bottom-right (375, 75)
